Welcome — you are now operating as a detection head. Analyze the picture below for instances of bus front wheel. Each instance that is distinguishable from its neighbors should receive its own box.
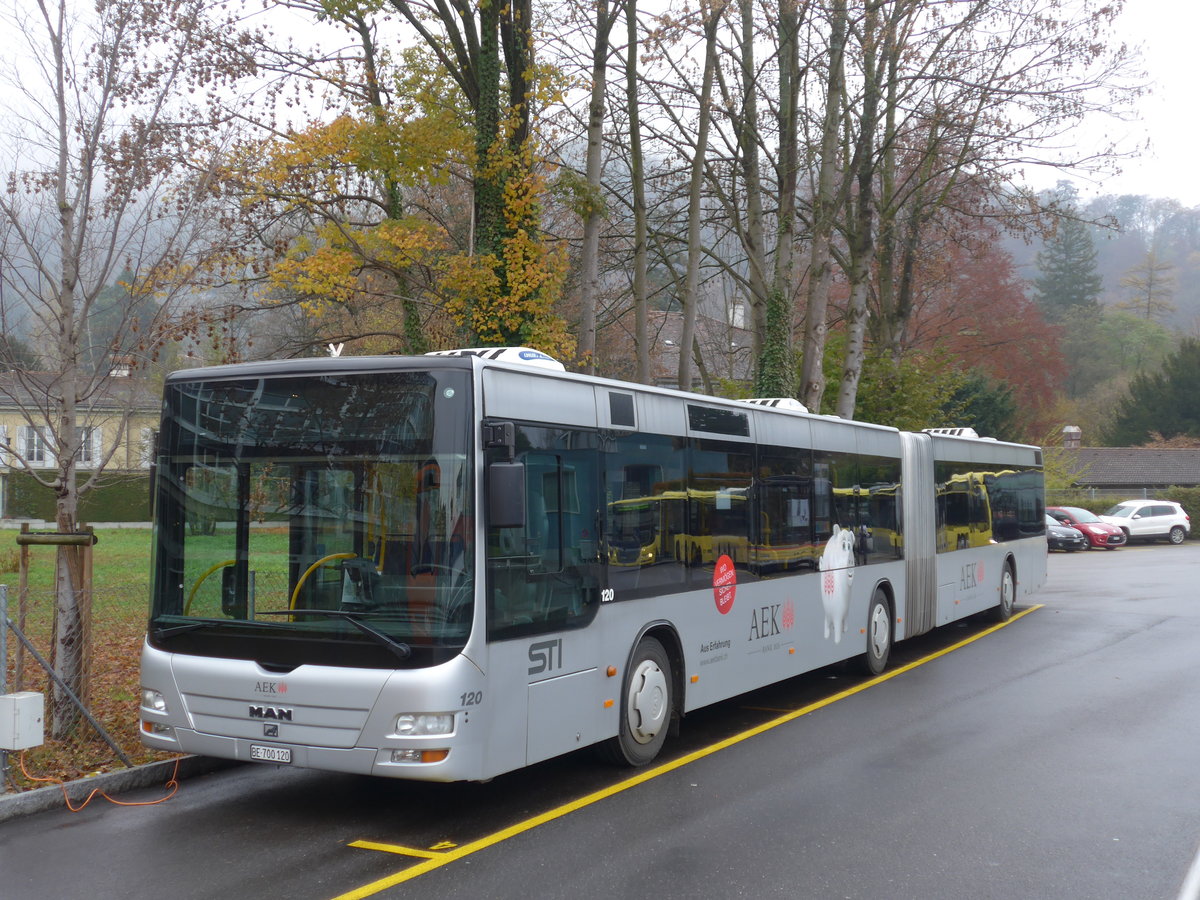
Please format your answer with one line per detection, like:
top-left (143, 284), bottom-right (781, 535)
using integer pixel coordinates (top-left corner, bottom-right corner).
top-left (992, 561), bottom-right (1016, 622)
top-left (601, 636), bottom-right (674, 767)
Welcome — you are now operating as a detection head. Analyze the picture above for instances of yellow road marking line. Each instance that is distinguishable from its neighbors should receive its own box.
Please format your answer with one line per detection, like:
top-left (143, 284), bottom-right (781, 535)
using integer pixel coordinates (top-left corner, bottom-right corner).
top-left (347, 842), bottom-right (445, 860)
top-left (332, 604), bottom-right (1043, 900)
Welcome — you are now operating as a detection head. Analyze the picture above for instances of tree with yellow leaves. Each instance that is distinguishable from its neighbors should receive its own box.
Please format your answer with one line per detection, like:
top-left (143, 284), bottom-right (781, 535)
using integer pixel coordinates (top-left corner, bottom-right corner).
top-left (229, 0), bottom-right (573, 360)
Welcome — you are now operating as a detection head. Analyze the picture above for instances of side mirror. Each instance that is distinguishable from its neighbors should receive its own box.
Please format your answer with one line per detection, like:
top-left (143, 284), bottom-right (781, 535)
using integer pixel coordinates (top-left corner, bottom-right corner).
top-left (488, 461), bottom-right (526, 530)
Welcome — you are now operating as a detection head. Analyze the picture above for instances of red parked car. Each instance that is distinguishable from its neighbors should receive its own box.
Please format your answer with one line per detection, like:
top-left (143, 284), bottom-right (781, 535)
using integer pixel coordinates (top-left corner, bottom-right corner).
top-left (1046, 506), bottom-right (1127, 549)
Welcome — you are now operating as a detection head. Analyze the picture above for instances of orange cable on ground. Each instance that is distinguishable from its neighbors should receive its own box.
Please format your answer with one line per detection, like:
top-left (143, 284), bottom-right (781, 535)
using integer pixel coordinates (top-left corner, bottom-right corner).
top-left (18, 753), bottom-right (181, 812)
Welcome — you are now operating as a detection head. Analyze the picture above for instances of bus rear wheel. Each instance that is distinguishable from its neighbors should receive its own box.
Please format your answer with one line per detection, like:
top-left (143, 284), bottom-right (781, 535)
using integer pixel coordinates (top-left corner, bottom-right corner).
top-left (860, 589), bottom-right (892, 676)
top-left (992, 561), bottom-right (1016, 622)
top-left (600, 636), bottom-right (673, 767)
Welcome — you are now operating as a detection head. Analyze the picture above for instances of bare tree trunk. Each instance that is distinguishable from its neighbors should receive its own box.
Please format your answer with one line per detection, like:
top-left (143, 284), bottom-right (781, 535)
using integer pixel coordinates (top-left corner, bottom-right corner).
top-left (873, 11), bottom-right (902, 356)
top-left (799, 0), bottom-right (847, 412)
top-left (49, 0), bottom-right (84, 737)
top-left (736, 0), bottom-right (768, 361)
top-left (677, 0), bottom-right (724, 391)
top-left (836, 0), bottom-right (883, 419)
top-left (626, 0), bottom-right (651, 383)
top-left (577, 0), bottom-right (619, 373)
top-left (757, 0), bottom-right (803, 398)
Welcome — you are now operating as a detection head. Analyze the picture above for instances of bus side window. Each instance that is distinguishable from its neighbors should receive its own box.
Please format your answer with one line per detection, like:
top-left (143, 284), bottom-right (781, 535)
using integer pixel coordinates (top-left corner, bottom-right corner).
top-left (605, 434), bottom-right (687, 599)
top-left (687, 438), bottom-right (752, 587)
top-left (757, 445), bottom-right (814, 573)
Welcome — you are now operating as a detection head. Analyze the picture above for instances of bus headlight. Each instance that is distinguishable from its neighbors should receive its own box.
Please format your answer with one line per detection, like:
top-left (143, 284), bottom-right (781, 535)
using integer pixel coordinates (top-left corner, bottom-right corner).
top-left (394, 713), bottom-right (454, 736)
top-left (141, 689), bottom-right (168, 713)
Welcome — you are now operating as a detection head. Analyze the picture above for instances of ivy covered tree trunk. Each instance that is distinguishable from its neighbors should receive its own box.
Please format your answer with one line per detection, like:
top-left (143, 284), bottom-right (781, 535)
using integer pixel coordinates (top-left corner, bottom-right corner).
top-left (388, 0), bottom-right (571, 353)
top-left (475, 0), bottom-right (504, 263)
top-left (754, 0), bottom-right (802, 399)
top-left (756, 287), bottom-right (795, 397)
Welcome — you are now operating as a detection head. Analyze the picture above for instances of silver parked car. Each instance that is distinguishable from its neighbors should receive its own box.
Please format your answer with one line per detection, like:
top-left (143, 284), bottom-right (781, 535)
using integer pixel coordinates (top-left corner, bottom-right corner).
top-left (1099, 500), bottom-right (1191, 544)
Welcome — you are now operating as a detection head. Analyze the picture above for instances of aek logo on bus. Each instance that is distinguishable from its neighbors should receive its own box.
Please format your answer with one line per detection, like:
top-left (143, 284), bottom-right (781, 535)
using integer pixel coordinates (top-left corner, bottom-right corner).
top-left (254, 681), bottom-right (287, 695)
top-left (749, 599), bottom-right (795, 641)
top-left (960, 561), bottom-right (985, 590)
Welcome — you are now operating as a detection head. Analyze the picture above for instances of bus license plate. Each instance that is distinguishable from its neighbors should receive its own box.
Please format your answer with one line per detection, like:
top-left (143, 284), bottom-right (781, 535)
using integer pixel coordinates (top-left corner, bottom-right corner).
top-left (250, 745), bottom-right (292, 764)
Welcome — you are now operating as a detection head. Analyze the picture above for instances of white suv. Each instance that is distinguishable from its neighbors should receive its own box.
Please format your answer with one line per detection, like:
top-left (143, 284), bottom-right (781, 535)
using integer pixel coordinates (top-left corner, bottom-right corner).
top-left (1099, 500), bottom-right (1191, 545)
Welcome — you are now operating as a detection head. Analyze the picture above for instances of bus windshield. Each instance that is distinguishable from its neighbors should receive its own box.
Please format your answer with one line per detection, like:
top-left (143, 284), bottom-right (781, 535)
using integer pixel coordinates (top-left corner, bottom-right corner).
top-left (148, 368), bottom-right (474, 668)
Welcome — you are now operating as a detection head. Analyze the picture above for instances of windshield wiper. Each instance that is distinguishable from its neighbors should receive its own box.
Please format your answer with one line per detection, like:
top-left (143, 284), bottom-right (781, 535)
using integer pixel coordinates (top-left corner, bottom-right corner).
top-left (153, 621), bottom-right (212, 639)
top-left (153, 618), bottom-right (286, 639)
top-left (256, 609), bottom-right (413, 661)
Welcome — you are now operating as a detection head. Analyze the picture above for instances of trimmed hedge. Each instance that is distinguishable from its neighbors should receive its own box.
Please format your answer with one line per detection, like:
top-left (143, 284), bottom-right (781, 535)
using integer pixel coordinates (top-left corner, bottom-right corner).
top-left (5, 470), bottom-right (151, 522)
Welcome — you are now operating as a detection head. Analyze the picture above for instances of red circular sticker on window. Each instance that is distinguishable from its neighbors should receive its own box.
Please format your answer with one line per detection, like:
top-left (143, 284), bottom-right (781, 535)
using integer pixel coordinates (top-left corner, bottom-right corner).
top-left (713, 554), bottom-right (736, 615)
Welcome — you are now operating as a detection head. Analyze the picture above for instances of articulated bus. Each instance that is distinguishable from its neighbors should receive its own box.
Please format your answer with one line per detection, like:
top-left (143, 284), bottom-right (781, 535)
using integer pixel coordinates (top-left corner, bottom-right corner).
top-left (139, 348), bottom-right (1046, 781)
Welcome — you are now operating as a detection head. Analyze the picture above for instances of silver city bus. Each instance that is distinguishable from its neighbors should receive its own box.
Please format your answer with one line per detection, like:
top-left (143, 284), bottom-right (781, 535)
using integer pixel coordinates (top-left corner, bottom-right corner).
top-left (140, 348), bottom-right (1046, 781)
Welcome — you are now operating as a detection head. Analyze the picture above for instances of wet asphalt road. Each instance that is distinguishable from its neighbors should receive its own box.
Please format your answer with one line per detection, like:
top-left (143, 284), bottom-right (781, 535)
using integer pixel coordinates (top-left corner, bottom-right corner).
top-left (2, 542), bottom-right (1198, 900)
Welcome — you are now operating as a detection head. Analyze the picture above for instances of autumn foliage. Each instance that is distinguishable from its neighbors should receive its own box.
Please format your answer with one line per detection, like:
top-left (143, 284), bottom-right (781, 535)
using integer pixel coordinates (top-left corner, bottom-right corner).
top-left (902, 231), bottom-right (1066, 438)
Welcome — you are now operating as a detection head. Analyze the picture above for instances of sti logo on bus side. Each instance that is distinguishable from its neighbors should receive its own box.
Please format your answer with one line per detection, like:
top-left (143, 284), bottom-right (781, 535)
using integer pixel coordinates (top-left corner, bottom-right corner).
top-left (528, 639), bottom-right (563, 675)
top-left (249, 706), bottom-right (293, 721)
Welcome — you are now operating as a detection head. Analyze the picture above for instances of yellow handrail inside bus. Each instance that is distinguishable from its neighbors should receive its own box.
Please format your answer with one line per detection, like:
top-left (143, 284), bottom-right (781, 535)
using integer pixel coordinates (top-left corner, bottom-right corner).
top-left (185, 559), bottom-right (236, 615)
top-left (289, 552), bottom-right (357, 610)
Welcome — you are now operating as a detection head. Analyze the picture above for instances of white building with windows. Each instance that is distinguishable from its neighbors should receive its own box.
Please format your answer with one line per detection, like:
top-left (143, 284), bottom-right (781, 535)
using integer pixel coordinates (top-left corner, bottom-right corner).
top-left (0, 370), bottom-right (160, 519)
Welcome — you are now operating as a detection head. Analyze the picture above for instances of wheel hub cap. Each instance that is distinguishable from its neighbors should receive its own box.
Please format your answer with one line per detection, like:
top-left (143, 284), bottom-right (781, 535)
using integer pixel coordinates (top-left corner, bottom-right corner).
top-left (629, 660), bottom-right (668, 744)
top-left (870, 604), bottom-right (890, 658)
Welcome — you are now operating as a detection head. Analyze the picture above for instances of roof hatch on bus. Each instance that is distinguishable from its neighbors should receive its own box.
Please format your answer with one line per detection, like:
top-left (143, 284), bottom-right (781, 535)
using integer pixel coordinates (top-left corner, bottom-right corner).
top-left (738, 397), bottom-right (809, 414)
top-left (425, 347), bottom-right (566, 371)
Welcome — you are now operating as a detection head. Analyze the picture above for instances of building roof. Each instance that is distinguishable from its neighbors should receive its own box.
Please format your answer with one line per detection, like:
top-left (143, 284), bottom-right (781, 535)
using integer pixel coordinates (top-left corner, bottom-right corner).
top-left (646, 310), bottom-right (754, 387)
top-left (1064, 447), bottom-right (1200, 488)
top-left (0, 371), bottom-right (159, 413)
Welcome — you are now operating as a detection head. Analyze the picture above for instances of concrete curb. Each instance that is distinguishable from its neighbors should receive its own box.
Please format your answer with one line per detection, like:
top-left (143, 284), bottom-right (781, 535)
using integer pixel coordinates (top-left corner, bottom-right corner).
top-left (0, 756), bottom-right (241, 823)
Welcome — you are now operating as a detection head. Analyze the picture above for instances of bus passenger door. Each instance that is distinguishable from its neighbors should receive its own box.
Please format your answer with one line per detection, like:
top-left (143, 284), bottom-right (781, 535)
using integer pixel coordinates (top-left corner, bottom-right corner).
top-left (485, 429), bottom-right (605, 766)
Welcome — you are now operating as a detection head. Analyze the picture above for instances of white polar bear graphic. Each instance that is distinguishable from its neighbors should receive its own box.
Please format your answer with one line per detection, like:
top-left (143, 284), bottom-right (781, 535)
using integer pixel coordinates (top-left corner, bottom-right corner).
top-left (819, 525), bottom-right (856, 643)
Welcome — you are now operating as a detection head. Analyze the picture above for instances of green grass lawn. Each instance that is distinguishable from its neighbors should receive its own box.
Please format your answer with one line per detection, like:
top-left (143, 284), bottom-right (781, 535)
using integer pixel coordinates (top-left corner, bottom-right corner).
top-left (0, 526), bottom-right (153, 596)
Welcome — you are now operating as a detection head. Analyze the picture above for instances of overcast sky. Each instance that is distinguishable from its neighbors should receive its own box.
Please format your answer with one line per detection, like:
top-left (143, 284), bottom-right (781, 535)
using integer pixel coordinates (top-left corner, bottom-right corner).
top-left (1061, 0), bottom-right (1200, 206)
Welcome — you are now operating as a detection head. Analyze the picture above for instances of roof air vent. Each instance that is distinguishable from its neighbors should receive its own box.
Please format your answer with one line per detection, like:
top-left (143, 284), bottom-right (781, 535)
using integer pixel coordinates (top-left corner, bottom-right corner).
top-left (425, 347), bottom-right (566, 372)
top-left (925, 427), bottom-right (981, 439)
top-left (738, 397), bottom-right (809, 414)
